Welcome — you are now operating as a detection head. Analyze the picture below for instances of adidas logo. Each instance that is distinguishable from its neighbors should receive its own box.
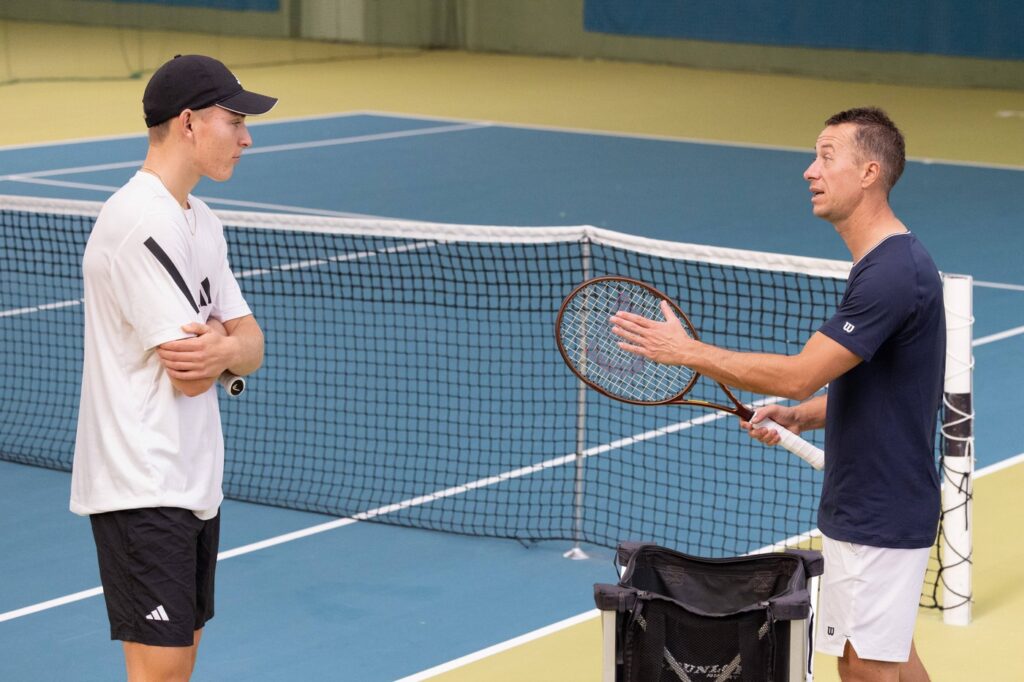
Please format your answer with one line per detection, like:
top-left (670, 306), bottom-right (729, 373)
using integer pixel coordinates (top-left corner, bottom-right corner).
top-left (199, 277), bottom-right (211, 308)
top-left (145, 605), bottom-right (170, 622)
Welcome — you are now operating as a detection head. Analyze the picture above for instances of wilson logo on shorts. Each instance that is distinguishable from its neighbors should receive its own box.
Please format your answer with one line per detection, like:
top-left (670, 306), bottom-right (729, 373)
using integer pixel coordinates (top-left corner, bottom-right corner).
top-left (842, 321), bottom-right (855, 333)
top-left (145, 605), bottom-right (170, 622)
top-left (827, 626), bottom-right (835, 636)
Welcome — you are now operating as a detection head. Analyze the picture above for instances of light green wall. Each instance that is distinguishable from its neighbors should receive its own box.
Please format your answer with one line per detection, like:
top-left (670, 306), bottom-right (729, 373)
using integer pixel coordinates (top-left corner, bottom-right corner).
top-left (3, 0), bottom-right (1021, 89)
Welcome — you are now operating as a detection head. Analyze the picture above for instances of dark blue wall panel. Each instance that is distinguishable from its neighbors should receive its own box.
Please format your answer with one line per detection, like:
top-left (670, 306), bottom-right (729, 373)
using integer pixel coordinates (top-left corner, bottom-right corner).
top-left (111, 0), bottom-right (279, 11)
top-left (584, 1), bottom-right (1024, 60)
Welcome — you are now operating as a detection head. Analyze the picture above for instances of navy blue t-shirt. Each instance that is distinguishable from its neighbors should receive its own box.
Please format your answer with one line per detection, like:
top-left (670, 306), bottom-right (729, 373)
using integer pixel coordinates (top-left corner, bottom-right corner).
top-left (817, 232), bottom-right (945, 549)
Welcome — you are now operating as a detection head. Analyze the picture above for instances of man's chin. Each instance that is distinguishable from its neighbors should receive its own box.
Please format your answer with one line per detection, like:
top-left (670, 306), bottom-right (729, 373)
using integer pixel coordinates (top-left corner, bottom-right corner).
top-left (811, 205), bottom-right (831, 220)
top-left (208, 169), bottom-right (234, 182)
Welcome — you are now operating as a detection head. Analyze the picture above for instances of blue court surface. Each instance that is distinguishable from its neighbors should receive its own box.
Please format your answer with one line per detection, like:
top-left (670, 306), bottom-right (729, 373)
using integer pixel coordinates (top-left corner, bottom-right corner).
top-left (1, 112), bottom-right (1021, 680)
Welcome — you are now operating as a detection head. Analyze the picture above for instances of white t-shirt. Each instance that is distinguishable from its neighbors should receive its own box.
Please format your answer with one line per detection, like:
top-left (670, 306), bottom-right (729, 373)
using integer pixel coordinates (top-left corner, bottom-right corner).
top-left (70, 171), bottom-right (251, 520)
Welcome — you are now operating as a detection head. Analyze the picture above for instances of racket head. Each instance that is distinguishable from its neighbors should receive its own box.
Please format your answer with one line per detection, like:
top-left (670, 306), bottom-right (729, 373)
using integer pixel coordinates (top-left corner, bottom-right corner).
top-left (555, 276), bottom-right (700, 405)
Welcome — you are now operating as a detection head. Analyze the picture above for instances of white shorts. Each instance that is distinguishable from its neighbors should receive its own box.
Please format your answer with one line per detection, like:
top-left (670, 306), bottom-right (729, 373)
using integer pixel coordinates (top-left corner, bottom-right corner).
top-left (815, 535), bottom-right (931, 662)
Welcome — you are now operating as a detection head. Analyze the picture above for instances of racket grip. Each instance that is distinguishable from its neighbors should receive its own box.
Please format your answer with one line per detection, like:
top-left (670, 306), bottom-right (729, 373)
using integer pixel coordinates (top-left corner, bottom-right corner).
top-left (758, 417), bottom-right (825, 470)
top-left (218, 372), bottom-right (246, 397)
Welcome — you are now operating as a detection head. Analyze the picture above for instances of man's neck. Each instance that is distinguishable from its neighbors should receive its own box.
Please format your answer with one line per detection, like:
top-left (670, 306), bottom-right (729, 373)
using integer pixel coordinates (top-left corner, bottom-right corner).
top-left (140, 151), bottom-right (198, 208)
top-left (833, 201), bottom-right (907, 263)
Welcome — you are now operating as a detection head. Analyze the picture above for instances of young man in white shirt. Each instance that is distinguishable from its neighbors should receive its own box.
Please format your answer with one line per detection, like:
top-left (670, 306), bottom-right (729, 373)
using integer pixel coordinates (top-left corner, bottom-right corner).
top-left (71, 54), bottom-right (276, 681)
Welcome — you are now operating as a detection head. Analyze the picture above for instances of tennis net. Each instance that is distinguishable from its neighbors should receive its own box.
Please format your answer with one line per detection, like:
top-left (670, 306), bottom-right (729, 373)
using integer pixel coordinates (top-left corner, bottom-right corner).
top-left (0, 194), bottom-right (969, 611)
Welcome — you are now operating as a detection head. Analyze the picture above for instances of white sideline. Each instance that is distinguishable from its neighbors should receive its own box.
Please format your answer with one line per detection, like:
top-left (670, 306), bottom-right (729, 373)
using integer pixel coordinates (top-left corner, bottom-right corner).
top-left (392, 610), bottom-right (601, 682)
top-left (394, 451), bottom-right (1024, 680)
top-left (0, 404), bottom-right (750, 625)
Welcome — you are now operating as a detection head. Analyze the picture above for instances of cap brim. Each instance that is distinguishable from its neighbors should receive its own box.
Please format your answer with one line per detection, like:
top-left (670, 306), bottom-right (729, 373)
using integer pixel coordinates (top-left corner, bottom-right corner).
top-left (216, 89), bottom-right (278, 116)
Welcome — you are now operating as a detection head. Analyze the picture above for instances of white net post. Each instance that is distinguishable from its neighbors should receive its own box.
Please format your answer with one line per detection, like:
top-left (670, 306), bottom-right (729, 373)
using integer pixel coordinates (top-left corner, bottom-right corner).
top-left (941, 274), bottom-right (973, 625)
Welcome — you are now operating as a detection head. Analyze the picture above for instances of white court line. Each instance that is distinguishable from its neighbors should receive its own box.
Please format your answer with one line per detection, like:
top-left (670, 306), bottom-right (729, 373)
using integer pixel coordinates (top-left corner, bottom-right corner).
top-left (975, 280), bottom-right (1024, 292)
top-left (358, 110), bottom-right (1024, 173)
top-left (239, 122), bottom-right (488, 155)
top-left (1, 160), bottom-right (141, 179)
top-left (976, 450), bottom-right (1024, 478)
top-left (2, 428), bottom-right (1019, 628)
top-left (393, 610), bottom-right (601, 682)
top-left (0, 404), bottom-right (756, 624)
top-left (0, 587), bottom-right (105, 623)
top-left (0, 241), bottom-right (434, 317)
top-left (974, 325), bottom-right (1024, 347)
top-left (0, 175), bottom-right (393, 220)
top-left (397, 450), bottom-right (1024, 681)
top-left (0, 122), bottom-right (488, 183)
top-left (0, 111), bottom-right (374, 152)
top-left (7, 193), bottom-right (1024, 343)
top-left (3, 109), bottom-right (1022, 172)
top-left (4, 177), bottom-right (122, 194)
top-left (8, 268), bottom-right (1024, 350)
top-left (0, 111), bottom-right (445, 152)
top-left (0, 300), bottom-right (82, 318)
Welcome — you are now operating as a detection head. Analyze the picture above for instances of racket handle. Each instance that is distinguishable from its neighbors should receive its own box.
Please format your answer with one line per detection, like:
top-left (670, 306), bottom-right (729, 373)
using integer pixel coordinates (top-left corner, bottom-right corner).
top-left (757, 417), bottom-right (825, 470)
top-left (218, 372), bottom-right (246, 397)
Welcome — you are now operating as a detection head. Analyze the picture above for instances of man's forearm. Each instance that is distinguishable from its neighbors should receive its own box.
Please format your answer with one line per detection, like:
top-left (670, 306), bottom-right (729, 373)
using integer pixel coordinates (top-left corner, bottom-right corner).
top-left (222, 315), bottom-right (264, 376)
top-left (683, 332), bottom-right (859, 403)
top-left (685, 341), bottom-right (818, 401)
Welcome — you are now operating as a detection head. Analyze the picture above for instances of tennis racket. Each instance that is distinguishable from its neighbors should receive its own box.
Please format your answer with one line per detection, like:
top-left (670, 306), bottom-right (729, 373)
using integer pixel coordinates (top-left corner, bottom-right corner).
top-left (218, 371), bottom-right (246, 397)
top-left (555, 276), bottom-right (824, 470)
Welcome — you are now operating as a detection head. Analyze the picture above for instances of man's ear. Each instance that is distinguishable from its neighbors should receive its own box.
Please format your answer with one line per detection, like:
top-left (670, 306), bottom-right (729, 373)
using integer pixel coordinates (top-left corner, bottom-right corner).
top-left (178, 109), bottom-right (194, 137)
top-left (861, 160), bottom-right (882, 189)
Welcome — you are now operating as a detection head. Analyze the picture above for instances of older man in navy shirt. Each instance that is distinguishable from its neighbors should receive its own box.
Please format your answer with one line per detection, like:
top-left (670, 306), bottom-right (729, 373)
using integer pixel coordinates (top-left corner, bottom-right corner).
top-left (611, 107), bottom-right (942, 682)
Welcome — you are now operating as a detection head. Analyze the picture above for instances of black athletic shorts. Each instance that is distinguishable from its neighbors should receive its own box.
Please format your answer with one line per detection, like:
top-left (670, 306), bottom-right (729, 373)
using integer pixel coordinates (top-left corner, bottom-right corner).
top-left (90, 507), bottom-right (220, 647)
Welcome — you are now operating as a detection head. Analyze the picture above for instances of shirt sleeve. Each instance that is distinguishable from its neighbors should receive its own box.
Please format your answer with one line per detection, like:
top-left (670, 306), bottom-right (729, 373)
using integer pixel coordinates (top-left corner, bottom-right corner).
top-left (818, 259), bottom-right (913, 362)
top-left (211, 254), bottom-right (252, 323)
top-left (110, 217), bottom-right (202, 350)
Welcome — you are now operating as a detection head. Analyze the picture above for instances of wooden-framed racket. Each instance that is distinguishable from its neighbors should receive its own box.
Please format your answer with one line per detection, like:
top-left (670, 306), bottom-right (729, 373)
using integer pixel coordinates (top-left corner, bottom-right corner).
top-left (555, 276), bottom-right (824, 470)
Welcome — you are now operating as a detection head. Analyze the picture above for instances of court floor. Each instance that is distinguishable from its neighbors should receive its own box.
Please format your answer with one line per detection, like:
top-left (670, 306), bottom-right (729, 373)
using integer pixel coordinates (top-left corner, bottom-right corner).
top-left (1, 44), bottom-right (1022, 681)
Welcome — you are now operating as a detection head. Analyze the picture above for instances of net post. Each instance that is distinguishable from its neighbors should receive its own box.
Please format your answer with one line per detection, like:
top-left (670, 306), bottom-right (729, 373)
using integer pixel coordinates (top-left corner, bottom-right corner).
top-left (601, 610), bottom-right (617, 682)
top-left (564, 238), bottom-right (591, 561)
top-left (940, 273), bottom-right (973, 625)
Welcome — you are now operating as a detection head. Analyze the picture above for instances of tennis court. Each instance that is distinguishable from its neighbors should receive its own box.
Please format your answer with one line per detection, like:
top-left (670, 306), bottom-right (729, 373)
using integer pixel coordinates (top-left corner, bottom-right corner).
top-left (2, 16), bottom-right (1023, 682)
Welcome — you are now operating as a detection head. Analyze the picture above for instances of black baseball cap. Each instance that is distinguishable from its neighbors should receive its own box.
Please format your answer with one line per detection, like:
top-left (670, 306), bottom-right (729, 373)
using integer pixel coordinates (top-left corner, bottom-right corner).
top-left (143, 54), bottom-right (278, 128)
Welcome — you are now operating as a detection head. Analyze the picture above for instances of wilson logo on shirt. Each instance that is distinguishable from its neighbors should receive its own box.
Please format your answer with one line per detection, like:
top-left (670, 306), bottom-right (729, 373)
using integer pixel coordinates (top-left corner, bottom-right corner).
top-left (842, 321), bottom-right (855, 333)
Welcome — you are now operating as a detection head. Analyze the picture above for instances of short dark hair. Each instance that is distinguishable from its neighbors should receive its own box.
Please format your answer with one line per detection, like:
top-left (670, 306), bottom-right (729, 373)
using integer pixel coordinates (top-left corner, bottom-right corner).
top-left (147, 118), bottom-right (172, 144)
top-left (826, 107), bottom-right (905, 194)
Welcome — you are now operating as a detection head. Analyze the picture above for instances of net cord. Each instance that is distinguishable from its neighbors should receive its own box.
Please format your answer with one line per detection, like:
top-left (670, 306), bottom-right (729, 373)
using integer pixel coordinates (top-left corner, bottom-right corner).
top-left (0, 194), bottom-right (853, 278)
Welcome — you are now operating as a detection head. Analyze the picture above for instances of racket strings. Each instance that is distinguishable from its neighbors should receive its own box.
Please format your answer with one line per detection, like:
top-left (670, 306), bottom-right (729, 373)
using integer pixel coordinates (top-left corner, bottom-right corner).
top-left (560, 279), bottom-right (694, 403)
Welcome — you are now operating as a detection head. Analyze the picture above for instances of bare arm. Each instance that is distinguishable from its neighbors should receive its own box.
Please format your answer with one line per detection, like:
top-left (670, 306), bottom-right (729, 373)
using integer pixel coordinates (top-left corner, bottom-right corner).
top-left (611, 300), bottom-right (861, 400)
top-left (221, 314), bottom-right (264, 376)
top-left (156, 314), bottom-right (264, 397)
